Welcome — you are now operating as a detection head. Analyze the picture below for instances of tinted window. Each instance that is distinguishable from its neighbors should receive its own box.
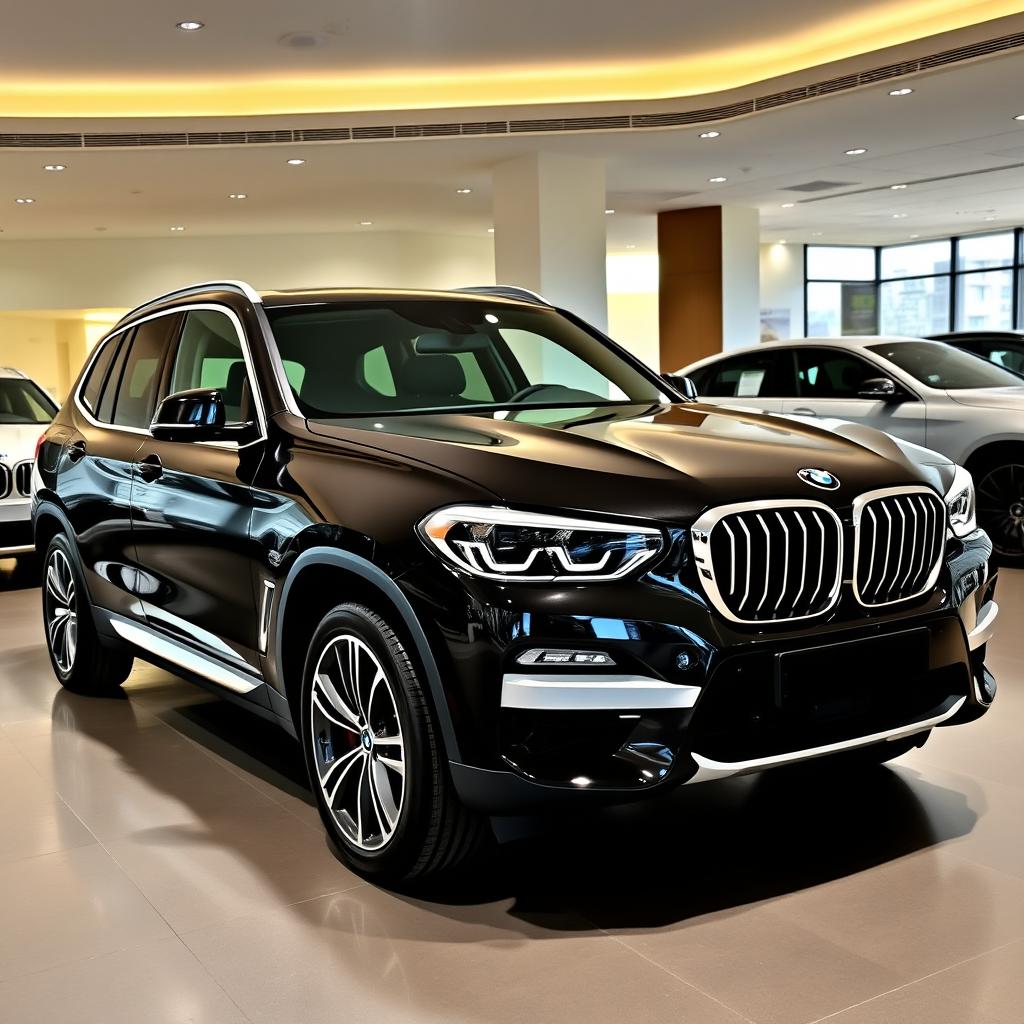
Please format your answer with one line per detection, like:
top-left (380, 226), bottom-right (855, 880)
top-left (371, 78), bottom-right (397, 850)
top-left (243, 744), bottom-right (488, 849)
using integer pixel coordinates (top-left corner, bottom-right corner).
top-left (97, 330), bottom-right (132, 423)
top-left (795, 348), bottom-right (879, 398)
top-left (111, 317), bottom-right (177, 428)
top-left (80, 337), bottom-right (118, 414)
top-left (867, 340), bottom-right (1024, 390)
top-left (170, 309), bottom-right (251, 422)
top-left (697, 350), bottom-right (796, 398)
top-left (0, 378), bottom-right (56, 424)
top-left (265, 301), bottom-right (667, 418)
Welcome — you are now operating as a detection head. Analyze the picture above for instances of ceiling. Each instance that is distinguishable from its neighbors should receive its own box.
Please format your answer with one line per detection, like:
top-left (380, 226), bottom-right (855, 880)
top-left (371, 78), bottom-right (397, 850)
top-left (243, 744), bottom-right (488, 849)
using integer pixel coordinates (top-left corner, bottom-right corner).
top-left (2, 48), bottom-right (1024, 248)
top-left (2, 0), bottom-right (1023, 117)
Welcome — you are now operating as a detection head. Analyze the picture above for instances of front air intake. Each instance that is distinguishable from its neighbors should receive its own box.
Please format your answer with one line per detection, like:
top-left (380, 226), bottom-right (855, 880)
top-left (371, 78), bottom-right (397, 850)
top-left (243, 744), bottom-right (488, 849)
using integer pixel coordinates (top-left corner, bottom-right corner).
top-left (691, 501), bottom-right (844, 623)
top-left (852, 487), bottom-right (946, 607)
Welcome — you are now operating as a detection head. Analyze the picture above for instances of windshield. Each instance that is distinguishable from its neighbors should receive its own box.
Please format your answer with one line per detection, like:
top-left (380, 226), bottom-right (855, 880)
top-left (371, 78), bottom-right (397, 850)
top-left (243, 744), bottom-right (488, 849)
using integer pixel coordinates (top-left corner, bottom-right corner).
top-left (867, 341), bottom-right (1024, 390)
top-left (265, 300), bottom-right (669, 418)
top-left (0, 377), bottom-right (57, 424)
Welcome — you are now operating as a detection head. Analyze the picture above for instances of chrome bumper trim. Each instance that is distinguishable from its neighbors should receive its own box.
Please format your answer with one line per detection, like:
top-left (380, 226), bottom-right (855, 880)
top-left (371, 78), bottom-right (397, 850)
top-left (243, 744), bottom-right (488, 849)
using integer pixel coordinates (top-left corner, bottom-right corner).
top-left (0, 544), bottom-right (35, 556)
top-left (500, 673), bottom-right (701, 712)
top-left (967, 600), bottom-right (998, 652)
top-left (686, 696), bottom-right (967, 784)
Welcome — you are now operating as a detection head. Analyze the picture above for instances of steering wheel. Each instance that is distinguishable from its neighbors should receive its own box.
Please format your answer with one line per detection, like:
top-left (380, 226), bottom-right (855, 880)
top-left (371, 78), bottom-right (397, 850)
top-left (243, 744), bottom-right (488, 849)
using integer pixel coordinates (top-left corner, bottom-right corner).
top-left (506, 383), bottom-right (556, 403)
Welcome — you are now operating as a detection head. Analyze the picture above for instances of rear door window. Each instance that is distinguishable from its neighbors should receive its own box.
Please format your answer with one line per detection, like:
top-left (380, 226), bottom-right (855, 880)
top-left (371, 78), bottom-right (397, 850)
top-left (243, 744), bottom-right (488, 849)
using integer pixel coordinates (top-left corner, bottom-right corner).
top-left (110, 316), bottom-right (180, 429)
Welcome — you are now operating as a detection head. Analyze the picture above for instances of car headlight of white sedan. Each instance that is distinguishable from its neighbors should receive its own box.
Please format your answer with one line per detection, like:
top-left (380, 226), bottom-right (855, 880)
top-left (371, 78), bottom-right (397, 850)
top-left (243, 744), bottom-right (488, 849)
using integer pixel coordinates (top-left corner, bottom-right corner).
top-left (945, 464), bottom-right (977, 539)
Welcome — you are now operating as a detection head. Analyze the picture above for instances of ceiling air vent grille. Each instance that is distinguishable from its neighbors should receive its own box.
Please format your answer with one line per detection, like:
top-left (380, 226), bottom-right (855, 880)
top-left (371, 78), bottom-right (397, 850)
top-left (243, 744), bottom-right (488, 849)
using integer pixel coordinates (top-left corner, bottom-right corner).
top-left (783, 179), bottom-right (856, 192)
top-left (3, 29), bottom-right (1024, 151)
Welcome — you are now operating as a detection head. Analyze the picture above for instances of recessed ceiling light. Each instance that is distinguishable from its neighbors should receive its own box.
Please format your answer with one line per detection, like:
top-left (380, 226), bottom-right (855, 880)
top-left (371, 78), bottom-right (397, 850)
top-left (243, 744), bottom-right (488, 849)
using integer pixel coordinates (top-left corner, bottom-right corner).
top-left (889, 87), bottom-right (914, 96)
top-left (487, 227), bottom-right (495, 233)
top-left (781, 202), bottom-right (795, 208)
top-left (176, 20), bottom-right (204, 30)
top-left (170, 225), bottom-right (186, 231)
top-left (14, 197), bottom-right (35, 204)
top-left (892, 213), bottom-right (908, 219)
top-left (844, 148), bottom-right (868, 156)
top-left (1014, 114), bottom-right (1024, 121)
top-left (228, 193), bottom-right (247, 200)
top-left (286, 158), bottom-right (306, 166)
top-left (708, 176), bottom-right (728, 183)
top-left (43, 164), bottom-right (66, 172)
top-left (698, 130), bottom-right (720, 139)
top-left (890, 183), bottom-right (908, 190)
top-left (455, 187), bottom-right (473, 195)
top-left (604, 208), bottom-right (615, 215)
top-left (359, 220), bottom-right (373, 226)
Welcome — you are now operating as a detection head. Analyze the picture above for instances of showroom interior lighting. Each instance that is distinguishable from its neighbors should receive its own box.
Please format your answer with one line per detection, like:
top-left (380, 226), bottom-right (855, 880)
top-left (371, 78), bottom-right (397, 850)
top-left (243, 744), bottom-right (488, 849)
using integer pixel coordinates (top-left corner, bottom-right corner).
top-left (14, 198), bottom-right (35, 204)
top-left (169, 225), bottom-right (185, 231)
top-left (698, 130), bottom-right (720, 139)
top-left (43, 164), bottom-right (66, 172)
top-left (176, 20), bottom-right (204, 30)
top-left (892, 213), bottom-right (908, 218)
top-left (359, 220), bottom-right (373, 226)
top-left (228, 193), bottom-right (247, 199)
top-left (889, 87), bottom-right (914, 96)
top-left (781, 202), bottom-right (795, 208)
top-left (1014, 114), bottom-right (1024, 121)
top-left (455, 187), bottom-right (472, 194)
top-left (844, 147), bottom-right (868, 155)
top-left (708, 176), bottom-right (728, 183)
top-left (891, 183), bottom-right (908, 190)
top-left (286, 158), bottom-right (306, 166)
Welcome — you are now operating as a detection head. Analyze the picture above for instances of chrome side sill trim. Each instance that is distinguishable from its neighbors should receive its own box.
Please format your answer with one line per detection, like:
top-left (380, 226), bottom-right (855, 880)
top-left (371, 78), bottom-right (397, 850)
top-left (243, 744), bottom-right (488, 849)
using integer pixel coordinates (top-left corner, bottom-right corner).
top-left (501, 673), bottom-right (701, 711)
top-left (110, 616), bottom-right (262, 694)
top-left (0, 544), bottom-right (35, 556)
top-left (968, 600), bottom-right (998, 651)
top-left (686, 696), bottom-right (967, 784)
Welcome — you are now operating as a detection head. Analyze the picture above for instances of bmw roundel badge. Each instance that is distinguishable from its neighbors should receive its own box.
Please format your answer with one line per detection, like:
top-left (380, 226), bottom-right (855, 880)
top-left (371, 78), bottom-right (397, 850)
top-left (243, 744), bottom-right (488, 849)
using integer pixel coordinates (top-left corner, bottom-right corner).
top-left (798, 467), bottom-right (840, 490)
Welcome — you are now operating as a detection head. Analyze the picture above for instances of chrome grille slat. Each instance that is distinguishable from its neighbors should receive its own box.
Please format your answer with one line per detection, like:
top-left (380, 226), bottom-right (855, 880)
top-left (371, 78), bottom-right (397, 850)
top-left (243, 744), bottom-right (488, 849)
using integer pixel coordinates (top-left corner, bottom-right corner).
top-left (695, 500), bottom-right (843, 623)
top-left (853, 487), bottom-right (947, 608)
top-left (0, 463), bottom-right (11, 500)
top-left (14, 460), bottom-right (32, 497)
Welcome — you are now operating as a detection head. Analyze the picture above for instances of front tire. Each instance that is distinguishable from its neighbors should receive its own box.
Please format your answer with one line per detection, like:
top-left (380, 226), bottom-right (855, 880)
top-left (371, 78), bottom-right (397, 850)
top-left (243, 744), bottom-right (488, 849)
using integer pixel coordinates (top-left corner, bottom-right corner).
top-left (42, 535), bottom-right (133, 695)
top-left (974, 458), bottom-right (1024, 566)
top-left (299, 603), bottom-right (487, 884)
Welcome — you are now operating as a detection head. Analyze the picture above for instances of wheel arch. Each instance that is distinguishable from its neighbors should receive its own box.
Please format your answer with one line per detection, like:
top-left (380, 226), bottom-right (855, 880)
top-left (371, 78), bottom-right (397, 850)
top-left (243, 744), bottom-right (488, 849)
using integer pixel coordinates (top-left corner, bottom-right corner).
top-left (274, 548), bottom-right (461, 763)
top-left (963, 439), bottom-right (1024, 476)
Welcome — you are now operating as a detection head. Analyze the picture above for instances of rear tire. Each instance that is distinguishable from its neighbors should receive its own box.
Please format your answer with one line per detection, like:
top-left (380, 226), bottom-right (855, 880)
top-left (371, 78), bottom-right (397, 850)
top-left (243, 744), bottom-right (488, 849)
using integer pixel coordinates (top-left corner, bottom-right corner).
top-left (299, 602), bottom-right (488, 885)
top-left (42, 535), bottom-right (133, 695)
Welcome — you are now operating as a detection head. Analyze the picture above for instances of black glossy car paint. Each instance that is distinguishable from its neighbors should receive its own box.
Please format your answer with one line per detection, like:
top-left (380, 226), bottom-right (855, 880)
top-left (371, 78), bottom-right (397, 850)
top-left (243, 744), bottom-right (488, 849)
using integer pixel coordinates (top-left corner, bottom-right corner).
top-left (33, 284), bottom-right (996, 816)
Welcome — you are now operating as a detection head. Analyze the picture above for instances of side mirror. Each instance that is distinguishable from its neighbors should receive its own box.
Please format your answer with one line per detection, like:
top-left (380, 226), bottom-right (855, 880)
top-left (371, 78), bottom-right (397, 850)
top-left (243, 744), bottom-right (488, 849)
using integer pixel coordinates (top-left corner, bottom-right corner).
top-left (151, 388), bottom-right (250, 442)
top-left (857, 377), bottom-right (901, 401)
top-left (662, 373), bottom-right (699, 401)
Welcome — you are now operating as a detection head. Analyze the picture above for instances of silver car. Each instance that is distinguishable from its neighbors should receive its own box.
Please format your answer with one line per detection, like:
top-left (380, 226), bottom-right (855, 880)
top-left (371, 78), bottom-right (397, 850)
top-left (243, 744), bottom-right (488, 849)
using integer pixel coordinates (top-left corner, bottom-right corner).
top-left (678, 336), bottom-right (1024, 563)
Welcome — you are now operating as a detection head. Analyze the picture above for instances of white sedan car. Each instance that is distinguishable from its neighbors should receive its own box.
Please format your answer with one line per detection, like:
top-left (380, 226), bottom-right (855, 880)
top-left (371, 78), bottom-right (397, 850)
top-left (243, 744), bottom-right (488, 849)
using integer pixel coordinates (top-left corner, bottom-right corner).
top-left (678, 336), bottom-right (1024, 563)
top-left (1, 367), bottom-right (57, 564)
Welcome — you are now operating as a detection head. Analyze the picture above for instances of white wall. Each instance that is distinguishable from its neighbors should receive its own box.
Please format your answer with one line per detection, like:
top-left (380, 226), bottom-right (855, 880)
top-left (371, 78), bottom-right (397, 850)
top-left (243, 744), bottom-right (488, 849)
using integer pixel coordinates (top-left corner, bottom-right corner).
top-left (606, 253), bottom-right (660, 370)
top-left (760, 242), bottom-right (805, 341)
top-left (0, 230), bottom-right (496, 312)
top-left (720, 208), bottom-right (761, 351)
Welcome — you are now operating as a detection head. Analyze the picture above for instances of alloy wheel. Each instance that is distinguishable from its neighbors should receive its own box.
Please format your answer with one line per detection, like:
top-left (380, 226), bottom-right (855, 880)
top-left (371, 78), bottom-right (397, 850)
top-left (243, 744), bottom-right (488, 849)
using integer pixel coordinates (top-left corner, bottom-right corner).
top-left (976, 463), bottom-right (1024, 557)
top-left (44, 548), bottom-right (78, 674)
top-left (309, 633), bottom-right (406, 851)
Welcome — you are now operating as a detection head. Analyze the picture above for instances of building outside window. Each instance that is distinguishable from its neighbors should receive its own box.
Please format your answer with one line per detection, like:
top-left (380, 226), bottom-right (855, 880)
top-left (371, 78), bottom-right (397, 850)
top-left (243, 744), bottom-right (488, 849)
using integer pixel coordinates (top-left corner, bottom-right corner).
top-left (804, 229), bottom-right (1024, 336)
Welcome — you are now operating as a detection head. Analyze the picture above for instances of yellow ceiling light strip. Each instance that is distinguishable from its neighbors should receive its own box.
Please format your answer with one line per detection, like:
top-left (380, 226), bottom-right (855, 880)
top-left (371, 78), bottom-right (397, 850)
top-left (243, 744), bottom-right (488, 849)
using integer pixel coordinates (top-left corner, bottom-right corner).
top-left (3, 0), bottom-right (1022, 118)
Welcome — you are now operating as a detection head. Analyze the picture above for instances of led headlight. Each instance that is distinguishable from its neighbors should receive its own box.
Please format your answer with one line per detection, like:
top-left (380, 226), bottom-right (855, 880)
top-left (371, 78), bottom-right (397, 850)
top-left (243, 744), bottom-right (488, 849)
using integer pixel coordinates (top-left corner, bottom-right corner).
top-left (945, 464), bottom-right (977, 538)
top-left (419, 505), bottom-right (663, 582)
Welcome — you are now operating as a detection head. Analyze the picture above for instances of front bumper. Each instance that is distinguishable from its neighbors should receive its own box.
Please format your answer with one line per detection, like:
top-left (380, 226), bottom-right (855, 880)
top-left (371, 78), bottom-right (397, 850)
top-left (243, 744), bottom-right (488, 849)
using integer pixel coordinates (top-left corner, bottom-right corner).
top-left (0, 499), bottom-right (33, 556)
top-left (406, 528), bottom-right (996, 813)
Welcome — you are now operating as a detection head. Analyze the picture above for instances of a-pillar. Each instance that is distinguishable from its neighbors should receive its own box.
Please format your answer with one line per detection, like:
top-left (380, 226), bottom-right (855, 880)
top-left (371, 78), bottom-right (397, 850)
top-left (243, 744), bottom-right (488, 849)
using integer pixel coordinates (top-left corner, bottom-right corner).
top-left (658, 206), bottom-right (760, 372)
top-left (492, 153), bottom-right (608, 331)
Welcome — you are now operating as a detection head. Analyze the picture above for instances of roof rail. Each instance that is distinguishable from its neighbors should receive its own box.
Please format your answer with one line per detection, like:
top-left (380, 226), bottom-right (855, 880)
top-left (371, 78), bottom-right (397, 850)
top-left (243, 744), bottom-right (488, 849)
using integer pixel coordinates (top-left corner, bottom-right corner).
top-left (116, 279), bottom-right (262, 327)
top-left (456, 285), bottom-right (551, 306)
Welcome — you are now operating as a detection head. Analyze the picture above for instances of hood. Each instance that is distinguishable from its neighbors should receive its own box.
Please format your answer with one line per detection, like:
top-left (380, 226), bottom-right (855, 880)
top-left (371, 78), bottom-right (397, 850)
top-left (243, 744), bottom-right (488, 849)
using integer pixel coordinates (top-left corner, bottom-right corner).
top-left (305, 403), bottom-right (949, 523)
top-left (0, 423), bottom-right (44, 463)
top-left (945, 386), bottom-right (1024, 411)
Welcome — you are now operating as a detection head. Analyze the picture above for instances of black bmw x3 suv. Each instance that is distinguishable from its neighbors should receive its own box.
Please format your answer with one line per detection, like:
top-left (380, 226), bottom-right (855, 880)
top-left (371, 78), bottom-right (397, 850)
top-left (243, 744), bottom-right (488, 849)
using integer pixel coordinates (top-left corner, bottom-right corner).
top-left (33, 280), bottom-right (998, 882)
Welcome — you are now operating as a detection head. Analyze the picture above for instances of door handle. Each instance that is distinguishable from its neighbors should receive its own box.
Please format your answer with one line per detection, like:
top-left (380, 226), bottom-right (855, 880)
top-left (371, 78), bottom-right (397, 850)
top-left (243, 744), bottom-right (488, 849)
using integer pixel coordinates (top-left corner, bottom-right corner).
top-left (135, 454), bottom-right (163, 481)
top-left (66, 440), bottom-right (87, 463)
top-left (791, 407), bottom-right (818, 417)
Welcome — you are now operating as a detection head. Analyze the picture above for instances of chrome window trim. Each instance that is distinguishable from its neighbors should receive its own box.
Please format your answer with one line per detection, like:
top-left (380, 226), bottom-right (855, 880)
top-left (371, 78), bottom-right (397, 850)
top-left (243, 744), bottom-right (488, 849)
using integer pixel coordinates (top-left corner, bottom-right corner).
top-left (73, 303), bottom-right (268, 446)
top-left (851, 485), bottom-right (946, 608)
top-left (691, 498), bottom-right (844, 624)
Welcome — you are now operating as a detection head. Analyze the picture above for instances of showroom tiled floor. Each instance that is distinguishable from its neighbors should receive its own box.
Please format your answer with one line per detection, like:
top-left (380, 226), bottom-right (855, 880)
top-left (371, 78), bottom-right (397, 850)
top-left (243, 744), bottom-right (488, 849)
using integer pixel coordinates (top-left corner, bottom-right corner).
top-left (0, 560), bottom-right (1022, 1023)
